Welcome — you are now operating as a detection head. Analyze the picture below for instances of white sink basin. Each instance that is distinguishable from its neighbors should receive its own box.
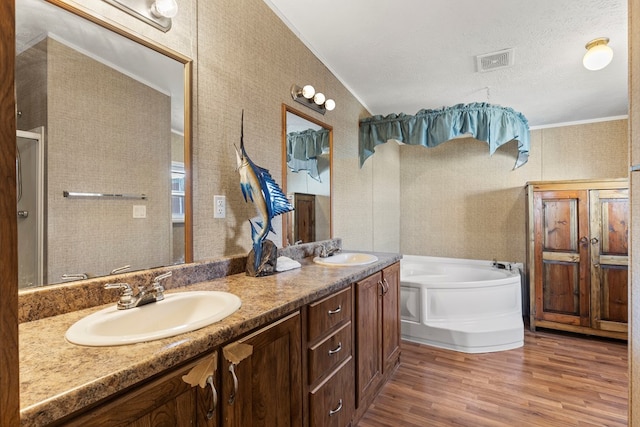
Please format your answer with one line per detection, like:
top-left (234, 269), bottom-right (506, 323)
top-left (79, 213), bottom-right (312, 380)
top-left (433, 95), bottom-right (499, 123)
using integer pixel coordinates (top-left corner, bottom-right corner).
top-left (313, 252), bottom-right (378, 267)
top-left (65, 291), bottom-right (241, 346)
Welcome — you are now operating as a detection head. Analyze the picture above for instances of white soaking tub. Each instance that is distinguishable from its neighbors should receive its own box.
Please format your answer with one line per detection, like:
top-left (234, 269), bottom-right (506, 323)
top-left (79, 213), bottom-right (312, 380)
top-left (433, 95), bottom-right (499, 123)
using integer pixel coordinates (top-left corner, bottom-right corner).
top-left (400, 255), bottom-right (524, 353)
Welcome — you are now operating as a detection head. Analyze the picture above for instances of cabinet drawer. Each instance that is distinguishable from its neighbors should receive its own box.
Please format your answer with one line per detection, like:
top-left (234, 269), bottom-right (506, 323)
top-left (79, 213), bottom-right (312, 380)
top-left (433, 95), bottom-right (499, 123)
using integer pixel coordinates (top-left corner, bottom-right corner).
top-left (309, 321), bottom-right (352, 384)
top-left (308, 287), bottom-right (352, 342)
top-left (309, 357), bottom-right (354, 427)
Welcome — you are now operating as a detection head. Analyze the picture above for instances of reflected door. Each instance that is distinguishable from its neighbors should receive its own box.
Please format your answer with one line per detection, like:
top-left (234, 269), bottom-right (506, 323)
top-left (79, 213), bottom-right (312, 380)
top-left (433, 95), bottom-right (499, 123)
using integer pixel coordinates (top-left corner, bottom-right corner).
top-left (294, 193), bottom-right (315, 243)
top-left (17, 129), bottom-right (44, 288)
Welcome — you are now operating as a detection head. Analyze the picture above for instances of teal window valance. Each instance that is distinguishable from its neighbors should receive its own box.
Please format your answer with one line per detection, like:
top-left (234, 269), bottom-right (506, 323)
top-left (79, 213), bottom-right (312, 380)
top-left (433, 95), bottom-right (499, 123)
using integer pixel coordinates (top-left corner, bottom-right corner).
top-left (359, 102), bottom-right (530, 169)
top-left (286, 128), bottom-right (330, 181)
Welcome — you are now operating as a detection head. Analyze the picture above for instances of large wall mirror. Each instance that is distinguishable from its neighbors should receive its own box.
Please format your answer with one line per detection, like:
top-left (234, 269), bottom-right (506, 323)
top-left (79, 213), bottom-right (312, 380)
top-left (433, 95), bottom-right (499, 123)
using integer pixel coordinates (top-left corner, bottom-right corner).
top-left (281, 104), bottom-right (332, 247)
top-left (15, 0), bottom-right (192, 288)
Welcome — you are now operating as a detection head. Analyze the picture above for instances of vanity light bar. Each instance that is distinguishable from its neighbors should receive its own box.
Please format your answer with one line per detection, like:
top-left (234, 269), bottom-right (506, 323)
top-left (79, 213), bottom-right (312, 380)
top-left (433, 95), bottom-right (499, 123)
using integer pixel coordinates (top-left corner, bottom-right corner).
top-left (102, 0), bottom-right (174, 32)
top-left (63, 191), bottom-right (147, 200)
top-left (290, 84), bottom-right (335, 115)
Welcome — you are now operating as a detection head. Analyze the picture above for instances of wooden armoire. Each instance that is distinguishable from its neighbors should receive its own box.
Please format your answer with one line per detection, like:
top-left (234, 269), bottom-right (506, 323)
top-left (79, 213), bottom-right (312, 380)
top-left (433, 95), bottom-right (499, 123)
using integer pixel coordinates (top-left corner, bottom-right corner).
top-left (526, 179), bottom-right (628, 340)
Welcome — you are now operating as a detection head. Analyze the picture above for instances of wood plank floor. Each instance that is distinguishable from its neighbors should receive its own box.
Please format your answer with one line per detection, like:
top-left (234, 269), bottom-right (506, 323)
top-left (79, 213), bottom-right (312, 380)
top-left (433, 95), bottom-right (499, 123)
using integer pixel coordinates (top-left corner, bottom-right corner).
top-left (357, 330), bottom-right (628, 427)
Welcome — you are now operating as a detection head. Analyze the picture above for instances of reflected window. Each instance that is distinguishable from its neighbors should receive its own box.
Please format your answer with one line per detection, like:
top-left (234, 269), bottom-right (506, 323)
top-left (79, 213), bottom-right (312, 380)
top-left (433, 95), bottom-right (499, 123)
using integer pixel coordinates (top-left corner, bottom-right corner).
top-left (171, 162), bottom-right (185, 222)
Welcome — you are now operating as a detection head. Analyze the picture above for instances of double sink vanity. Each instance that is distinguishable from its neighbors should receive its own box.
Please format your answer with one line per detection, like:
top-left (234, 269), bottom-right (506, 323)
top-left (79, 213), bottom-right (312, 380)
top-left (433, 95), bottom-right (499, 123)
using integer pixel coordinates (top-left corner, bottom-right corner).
top-left (19, 241), bottom-right (401, 426)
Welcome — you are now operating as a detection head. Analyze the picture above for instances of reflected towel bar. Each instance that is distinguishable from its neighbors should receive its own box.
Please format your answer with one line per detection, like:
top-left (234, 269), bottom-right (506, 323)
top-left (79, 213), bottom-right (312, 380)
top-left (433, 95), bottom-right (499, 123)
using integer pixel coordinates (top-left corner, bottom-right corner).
top-left (63, 191), bottom-right (147, 200)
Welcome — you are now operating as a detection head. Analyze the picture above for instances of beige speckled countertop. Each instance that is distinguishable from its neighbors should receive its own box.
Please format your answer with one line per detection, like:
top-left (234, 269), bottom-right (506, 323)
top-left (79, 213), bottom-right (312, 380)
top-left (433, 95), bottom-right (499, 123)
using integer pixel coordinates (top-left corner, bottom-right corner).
top-left (19, 251), bottom-right (401, 426)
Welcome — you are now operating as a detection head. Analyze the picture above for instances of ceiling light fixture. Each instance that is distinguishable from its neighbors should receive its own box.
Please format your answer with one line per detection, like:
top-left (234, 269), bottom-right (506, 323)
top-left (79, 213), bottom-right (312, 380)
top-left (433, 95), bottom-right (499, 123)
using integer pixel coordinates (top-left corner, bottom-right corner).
top-left (290, 84), bottom-right (335, 115)
top-left (583, 37), bottom-right (613, 71)
top-left (102, 0), bottom-right (178, 32)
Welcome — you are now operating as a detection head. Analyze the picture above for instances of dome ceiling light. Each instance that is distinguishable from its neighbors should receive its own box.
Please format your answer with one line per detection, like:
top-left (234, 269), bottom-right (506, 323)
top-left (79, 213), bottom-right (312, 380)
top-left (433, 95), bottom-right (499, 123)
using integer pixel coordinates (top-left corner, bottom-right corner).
top-left (583, 37), bottom-right (613, 71)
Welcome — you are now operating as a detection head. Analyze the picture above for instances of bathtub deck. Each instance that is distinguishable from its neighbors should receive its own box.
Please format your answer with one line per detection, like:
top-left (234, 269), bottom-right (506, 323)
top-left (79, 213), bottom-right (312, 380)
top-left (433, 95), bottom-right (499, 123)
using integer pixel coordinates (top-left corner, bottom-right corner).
top-left (358, 330), bottom-right (628, 426)
top-left (402, 312), bottom-right (524, 353)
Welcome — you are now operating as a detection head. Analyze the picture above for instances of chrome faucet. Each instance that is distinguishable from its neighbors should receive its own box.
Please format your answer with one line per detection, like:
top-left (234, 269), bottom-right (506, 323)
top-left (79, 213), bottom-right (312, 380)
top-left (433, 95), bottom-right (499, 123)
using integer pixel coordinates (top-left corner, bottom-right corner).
top-left (317, 244), bottom-right (341, 258)
top-left (105, 271), bottom-right (172, 310)
top-left (491, 259), bottom-right (512, 271)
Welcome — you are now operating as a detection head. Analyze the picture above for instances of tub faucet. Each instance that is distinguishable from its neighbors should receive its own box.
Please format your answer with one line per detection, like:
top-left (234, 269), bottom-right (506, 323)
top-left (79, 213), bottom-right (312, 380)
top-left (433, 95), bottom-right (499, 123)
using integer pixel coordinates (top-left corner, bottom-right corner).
top-left (105, 271), bottom-right (172, 310)
top-left (492, 259), bottom-right (512, 271)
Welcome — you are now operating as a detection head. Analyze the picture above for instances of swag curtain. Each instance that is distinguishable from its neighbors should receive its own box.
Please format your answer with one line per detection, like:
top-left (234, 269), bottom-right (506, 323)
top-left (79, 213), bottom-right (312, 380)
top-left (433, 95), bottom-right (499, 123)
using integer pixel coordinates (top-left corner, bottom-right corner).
top-left (359, 103), bottom-right (530, 169)
top-left (286, 128), bottom-right (330, 181)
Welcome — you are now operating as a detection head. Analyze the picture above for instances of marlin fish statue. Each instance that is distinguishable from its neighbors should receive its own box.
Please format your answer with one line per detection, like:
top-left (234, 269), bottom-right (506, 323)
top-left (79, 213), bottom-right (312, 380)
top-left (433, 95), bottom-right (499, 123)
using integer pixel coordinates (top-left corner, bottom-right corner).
top-left (235, 112), bottom-right (294, 274)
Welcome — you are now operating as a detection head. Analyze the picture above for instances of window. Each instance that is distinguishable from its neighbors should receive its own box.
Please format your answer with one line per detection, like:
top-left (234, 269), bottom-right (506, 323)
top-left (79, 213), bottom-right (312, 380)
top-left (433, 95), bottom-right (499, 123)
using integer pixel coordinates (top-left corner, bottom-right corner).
top-left (171, 162), bottom-right (185, 222)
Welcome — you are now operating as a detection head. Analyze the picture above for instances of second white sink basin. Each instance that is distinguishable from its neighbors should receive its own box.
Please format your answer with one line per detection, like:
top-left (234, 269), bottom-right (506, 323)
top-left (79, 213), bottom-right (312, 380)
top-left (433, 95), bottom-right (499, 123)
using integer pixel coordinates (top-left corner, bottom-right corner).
top-left (65, 291), bottom-right (241, 346)
top-left (313, 252), bottom-right (378, 267)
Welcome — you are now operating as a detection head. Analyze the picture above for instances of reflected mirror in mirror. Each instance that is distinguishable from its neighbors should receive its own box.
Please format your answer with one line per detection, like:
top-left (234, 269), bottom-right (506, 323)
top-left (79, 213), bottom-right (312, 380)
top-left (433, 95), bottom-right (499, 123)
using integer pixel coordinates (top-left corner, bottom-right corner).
top-left (282, 105), bottom-right (332, 247)
top-left (15, 0), bottom-right (192, 288)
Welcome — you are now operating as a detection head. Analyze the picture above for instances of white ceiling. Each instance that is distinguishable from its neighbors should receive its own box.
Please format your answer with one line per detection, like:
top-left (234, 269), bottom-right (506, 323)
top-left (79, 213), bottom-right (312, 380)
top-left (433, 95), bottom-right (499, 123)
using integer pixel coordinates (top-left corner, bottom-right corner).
top-left (265, 0), bottom-right (628, 128)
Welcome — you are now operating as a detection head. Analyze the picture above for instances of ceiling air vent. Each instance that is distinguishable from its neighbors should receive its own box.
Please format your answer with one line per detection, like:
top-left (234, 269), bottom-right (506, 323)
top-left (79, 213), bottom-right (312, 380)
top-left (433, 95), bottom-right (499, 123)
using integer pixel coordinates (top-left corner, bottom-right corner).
top-left (476, 49), bottom-right (514, 72)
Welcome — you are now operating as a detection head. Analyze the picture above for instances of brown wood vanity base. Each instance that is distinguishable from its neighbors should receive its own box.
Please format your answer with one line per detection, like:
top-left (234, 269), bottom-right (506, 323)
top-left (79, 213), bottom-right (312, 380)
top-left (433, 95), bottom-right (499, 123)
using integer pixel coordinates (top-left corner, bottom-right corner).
top-left (19, 254), bottom-right (401, 427)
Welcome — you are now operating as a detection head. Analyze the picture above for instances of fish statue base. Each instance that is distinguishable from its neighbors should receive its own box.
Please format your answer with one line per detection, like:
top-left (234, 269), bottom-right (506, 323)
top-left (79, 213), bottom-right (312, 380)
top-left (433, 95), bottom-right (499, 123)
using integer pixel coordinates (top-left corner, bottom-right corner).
top-left (245, 239), bottom-right (278, 277)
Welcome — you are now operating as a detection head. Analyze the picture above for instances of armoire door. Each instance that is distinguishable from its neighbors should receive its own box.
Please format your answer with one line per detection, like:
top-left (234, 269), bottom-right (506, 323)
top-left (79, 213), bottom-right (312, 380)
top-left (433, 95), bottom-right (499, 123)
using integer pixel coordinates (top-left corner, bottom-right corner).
top-left (533, 190), bottom-right (590, 326)
top-left (589, 189), bottom-right (629, 333)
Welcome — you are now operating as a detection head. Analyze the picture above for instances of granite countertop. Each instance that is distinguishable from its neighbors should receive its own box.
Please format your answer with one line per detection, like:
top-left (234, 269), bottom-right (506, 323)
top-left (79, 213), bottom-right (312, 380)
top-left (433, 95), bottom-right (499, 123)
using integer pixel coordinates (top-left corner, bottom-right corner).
top-left (19, 252), bottom-right (401, 426)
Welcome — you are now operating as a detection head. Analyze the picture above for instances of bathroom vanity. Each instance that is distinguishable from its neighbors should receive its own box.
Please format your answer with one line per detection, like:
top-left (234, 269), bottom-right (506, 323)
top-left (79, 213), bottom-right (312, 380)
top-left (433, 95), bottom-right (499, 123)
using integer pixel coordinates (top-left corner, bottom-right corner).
top-left (18, 248), bottom-right (401, 426)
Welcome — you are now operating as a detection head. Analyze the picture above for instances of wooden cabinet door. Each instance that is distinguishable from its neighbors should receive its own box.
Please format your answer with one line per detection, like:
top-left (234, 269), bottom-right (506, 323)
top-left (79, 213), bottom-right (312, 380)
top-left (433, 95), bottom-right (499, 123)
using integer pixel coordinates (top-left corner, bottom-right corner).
top-left (533, 190), bottom-right (590, 326)
top-left (590, 189), bottom-right (629, 333)
top-left (61, 356), bottom-right (204, 427)
top-left (381, 263), bottom-right (400, 374)
top-left (222, 312), bottom-right (302, 427)
top-left (355, 271), bottom-right (382, 406)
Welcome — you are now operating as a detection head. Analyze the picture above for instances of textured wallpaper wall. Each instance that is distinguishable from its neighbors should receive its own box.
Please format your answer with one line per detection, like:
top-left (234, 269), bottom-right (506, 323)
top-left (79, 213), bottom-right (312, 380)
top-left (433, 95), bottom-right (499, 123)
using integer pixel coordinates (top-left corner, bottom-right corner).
top-left (399, 119), bottom-right (628, 263)
top-left (43, 0), bottom-right (628, 267)
top-left (46, 39), bottom-right (172, 282)
top-left (193, 0), bottom-right (375, 260)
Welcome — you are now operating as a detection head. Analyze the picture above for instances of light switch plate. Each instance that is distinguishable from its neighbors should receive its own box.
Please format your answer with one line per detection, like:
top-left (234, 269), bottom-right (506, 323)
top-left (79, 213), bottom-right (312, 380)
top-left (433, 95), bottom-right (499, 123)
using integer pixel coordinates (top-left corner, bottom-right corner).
top-left (133, 205), bottom-right (146, 218)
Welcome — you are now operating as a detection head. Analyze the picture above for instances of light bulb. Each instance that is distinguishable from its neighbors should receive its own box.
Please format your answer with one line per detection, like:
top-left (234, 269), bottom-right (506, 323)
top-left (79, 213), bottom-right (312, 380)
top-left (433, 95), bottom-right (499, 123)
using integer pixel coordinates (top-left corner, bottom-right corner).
top-left (324, 99), bottom-right (336, 111)
top-left (301, 85), bottom-right (315, 99)
top-left (151, 0), bottom-right (178, 18)
top-left (313, 92), bottom-right (326, 105)
top-left (583, 38), bottom-right (613, 71)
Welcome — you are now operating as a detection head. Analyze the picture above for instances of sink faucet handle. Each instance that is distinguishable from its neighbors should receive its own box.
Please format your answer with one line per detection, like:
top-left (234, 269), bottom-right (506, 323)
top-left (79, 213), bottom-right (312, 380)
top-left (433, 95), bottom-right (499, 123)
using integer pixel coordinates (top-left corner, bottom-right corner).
top-left (110, 265), bottom-right (131, 275)
top-left (104, 282), bottom-right (133, 294)
top-left (104, 282), bottom-right (134, 308)
top-left (150, 272), bottom-right (171, 302)
top-left (153, 271), bottom-right (172, 285)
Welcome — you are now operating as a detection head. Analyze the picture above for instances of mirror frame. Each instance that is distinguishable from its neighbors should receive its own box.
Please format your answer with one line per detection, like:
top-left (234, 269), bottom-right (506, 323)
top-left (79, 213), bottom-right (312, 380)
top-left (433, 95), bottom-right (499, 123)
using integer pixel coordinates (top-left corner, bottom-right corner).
top-left (29, 0), bottom-right (194, 272)
top-left (281, 104), bottom-right (333, 247)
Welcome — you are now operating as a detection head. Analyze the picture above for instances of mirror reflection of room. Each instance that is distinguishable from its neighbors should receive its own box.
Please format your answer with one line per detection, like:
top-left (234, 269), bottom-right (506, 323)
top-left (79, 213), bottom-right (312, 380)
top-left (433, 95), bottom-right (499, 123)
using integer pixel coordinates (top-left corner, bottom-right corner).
top-left (285, 110), bottom-right (331, 246)
top-left (15, 0), bottom-right (187, 287)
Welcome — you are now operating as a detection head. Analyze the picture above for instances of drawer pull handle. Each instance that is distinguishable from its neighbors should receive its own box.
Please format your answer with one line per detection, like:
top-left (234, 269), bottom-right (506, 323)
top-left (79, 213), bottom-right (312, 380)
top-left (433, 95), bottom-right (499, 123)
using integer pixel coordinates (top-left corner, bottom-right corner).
top-left (328, 305), bottom-right (342, 315)
top-left (329, 399), bottom-right (343, 416)
top-left (206, 374), bottom-right (217, 419)
top-left (228, 363), bottom-right (238, 405)
top-left (328, 342), bottom-right (342, 355)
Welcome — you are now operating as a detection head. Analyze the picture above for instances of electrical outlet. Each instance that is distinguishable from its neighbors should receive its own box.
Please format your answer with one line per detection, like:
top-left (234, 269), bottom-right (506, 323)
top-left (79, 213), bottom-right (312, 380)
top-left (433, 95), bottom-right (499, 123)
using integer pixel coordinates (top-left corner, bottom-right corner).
top-left (214, 195), bottom-right (226, 218)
